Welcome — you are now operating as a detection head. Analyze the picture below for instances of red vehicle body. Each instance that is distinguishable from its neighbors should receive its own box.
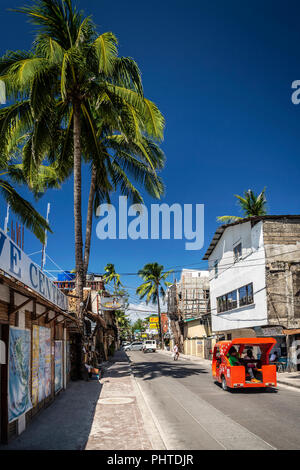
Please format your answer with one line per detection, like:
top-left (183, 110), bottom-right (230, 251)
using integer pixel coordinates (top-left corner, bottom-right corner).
top-left (212, 337), bottom-right (277, 391)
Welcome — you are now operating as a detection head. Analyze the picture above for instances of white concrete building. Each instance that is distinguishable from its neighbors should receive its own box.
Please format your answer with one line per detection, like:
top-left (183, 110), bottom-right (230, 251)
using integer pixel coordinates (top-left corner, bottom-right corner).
top-left (203, 216), bottom-right (300, 354)
top-left (203, 219), bottom-right (267, 337)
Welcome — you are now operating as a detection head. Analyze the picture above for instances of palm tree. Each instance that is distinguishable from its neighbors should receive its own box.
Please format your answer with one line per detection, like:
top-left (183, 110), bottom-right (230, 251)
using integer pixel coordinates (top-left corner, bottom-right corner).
top-left (0, 0), bottom-right (165, 316)
top-left (0, 152), bottom-right (52, 243)
top-left (136, 263), bottom-right (173, 346)
top-left (103, 263), bottom-right (123, 291)
top-left (217, 188), bottom-right (267, 224)
top-left (115, 309), bottom-right (131, 340)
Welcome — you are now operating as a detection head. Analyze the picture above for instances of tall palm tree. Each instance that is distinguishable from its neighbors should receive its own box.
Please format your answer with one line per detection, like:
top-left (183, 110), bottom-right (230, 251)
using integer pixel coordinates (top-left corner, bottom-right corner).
top-left (136, 263), bottom-right (173, 345)
top-left (217, 188), bottom-right (267, 224)
top-left (103, 263), bottom-right (123, 291)
top-left (0, 149), bottom-right (52, 243)
top-left (0, 0), bottom-right (165, 317)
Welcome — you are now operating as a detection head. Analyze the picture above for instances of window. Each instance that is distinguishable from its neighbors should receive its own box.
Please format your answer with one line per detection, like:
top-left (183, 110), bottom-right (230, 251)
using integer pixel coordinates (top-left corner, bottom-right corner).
top-left (214, 260), bottom-right (218, 278)
top-left (238, 283), bottom-right (254, 306)
top-left (227, 290), bottom-right (237, 310)
top-left (233, 243), bottom-right (242, 262)
top-left (217, 282), bottom-right (254, 313)
top-left (217, 290), bottom-right (237, 313)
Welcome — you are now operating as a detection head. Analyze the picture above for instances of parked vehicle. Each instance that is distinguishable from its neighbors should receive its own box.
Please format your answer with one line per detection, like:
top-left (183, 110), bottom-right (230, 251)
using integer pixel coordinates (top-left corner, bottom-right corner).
top-left (143, 340), bottom-right (157, 353)
top-left (124, 341), bottom-right (143, 351)
top-left (212, 337), bottom-right (277, 391)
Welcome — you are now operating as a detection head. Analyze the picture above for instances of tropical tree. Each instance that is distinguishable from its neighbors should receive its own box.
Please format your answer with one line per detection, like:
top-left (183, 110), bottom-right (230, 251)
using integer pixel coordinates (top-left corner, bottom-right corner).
top-left (0, 111), bottom-right (53, 242)
top-left (0, 0), bottom-right (165, 318)
top-left (103, 263), bottom-right (123, 291)
top-left (0, 164), bottom-right (51, 243)
top-left (115, 309), bottom-right (131, 340)
top-left (136, 263), bottom-right (173, 345)
top-left (217, 188), bottom-right (267, 224)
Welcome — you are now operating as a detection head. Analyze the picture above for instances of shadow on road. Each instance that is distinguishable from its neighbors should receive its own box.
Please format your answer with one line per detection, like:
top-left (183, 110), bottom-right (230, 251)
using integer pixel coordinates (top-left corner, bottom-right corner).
top-left (214, 381), bottom-right (278, 394)
top-left (131, 360), bottom-right (208, 381)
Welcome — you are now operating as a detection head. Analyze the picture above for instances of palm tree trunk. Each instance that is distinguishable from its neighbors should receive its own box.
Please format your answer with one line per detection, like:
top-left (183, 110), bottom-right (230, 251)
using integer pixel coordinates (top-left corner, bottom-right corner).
top-left (83, 164), bottom-right (97, 279)
top-left (73, 99), bottom-right (84, 318)
top-left (157, 284), bottom-right (163, 348)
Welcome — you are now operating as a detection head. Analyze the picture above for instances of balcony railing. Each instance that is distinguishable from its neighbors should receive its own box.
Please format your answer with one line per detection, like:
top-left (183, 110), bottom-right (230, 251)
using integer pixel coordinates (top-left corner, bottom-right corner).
top-left (53, 280), bottom-right (104, 291)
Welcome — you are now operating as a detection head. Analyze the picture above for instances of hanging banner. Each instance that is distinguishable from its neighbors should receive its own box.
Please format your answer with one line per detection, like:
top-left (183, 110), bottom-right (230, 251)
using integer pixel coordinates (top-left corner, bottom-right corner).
top-left (38, 327), bottom-right (46, 402)
top-left (44, 328), bottom-right (51, 398)
top-left (54, 341), bottom-right (63, 393)
top-left (0, 227), bottom-right (68, 310)
top-left (32, 326), bottom-right (39, 407)
top-left (31, 326), bottom-right (52, 405)
top-left (66, 341), bottom-right (71, 377)
top-left (8, 327), bottom-right (32, 422)
top-left (100, 296), bottom-right (124, 311)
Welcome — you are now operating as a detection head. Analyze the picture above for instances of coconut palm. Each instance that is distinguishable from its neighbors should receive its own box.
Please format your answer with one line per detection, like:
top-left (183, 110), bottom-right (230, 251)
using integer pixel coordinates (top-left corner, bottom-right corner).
top-left (103, 263), bottom-right (123, 291)
top-left (0, 149), bottom-right (52, 242)
top-left (136, 263), bottom-right (173, 345)
top-left (217, 188), bottom-right (267, 224)
top-left (0, 0), bottom-right (165, 315)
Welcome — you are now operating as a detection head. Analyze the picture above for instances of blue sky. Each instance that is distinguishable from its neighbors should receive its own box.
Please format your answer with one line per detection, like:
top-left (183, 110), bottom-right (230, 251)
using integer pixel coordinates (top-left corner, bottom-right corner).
top-left (0, 0), bottom-right (300, 315)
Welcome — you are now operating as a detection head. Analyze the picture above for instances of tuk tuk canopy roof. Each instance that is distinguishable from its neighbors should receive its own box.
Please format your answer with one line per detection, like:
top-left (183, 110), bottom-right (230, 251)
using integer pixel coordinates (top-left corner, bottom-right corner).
top-left (231, 338), bottom-right (276, 346)
top-left (216, 337), bottom-right (276, 357)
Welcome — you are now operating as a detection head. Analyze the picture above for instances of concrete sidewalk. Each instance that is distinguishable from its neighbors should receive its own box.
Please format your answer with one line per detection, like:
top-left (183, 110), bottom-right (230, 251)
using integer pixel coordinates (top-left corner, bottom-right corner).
top-left (275, 371), bottom-right (300, 389)
top-left (0, 350), bottom-right (161, 450)
top-left (85, 350), bottom-right (162, 450)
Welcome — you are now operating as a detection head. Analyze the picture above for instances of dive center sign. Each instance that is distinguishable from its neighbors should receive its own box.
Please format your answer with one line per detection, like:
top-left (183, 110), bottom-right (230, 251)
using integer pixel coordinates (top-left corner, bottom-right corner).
top-left (0, 228), bottom-right (68, 311)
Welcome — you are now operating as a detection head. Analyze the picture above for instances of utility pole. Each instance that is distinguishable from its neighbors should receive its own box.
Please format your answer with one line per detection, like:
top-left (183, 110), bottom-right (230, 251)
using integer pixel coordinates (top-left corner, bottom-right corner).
top-left (4, 203), bottom-right (10, 233)
top-left (41, 203), bottom-right (51, 271)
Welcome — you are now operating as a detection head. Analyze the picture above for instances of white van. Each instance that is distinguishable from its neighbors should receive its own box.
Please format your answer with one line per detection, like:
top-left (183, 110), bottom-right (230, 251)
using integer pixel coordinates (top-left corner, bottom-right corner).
top-left (143, 340), bottom-right (156, 353)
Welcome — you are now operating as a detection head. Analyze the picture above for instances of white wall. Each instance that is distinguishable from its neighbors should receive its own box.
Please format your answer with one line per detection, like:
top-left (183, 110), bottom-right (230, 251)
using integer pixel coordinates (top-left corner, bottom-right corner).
top-left (208, 221), bottom-right (268, 332)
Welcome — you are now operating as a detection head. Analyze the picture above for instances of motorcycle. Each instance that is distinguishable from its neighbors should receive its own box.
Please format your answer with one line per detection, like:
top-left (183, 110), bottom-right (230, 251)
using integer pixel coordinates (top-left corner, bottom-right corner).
top-left (172, 351), bottom-right (179, 361)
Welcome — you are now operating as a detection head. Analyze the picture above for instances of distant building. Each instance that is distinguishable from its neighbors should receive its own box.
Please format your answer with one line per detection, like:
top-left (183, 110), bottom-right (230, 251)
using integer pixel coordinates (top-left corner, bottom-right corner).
top-left (167, 269), bottom-right (212, 358)
top-left (203, 215), bottom-right (300, 370)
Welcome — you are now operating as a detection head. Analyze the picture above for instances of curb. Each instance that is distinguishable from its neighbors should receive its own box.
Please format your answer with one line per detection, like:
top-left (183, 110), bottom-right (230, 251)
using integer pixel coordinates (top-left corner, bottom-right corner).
top-left (129, 364), bottom-right (167, 450)
top-left (277, 379), bottom-right (300, 390)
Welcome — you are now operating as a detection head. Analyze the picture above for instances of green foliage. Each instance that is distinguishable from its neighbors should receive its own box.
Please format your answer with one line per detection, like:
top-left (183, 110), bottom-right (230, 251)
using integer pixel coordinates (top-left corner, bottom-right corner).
top-left (103, 263), bottom-right (123, 290)
top-left (0, 0), bottom-right (166, 247)
top-left (217, 188), bottom-right (267, 224)
top-left (136, 262), bottom-right (173, 304)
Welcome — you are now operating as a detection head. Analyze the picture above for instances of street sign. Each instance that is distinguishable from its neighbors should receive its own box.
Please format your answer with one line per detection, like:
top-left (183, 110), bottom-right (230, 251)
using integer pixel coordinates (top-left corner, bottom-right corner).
top-left (141, 334), bottom-right (147, 338)
top-left (150, 323), bottom-right (158, 329)
top-left (149, 317), bottom-right (159, 323)
top-left (100, 296), bottom-right (124, 311)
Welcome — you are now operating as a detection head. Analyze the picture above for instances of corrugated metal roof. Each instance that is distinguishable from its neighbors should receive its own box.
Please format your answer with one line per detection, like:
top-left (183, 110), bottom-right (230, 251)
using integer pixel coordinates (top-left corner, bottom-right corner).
top-left (203, 215), bottom-right (300, 260)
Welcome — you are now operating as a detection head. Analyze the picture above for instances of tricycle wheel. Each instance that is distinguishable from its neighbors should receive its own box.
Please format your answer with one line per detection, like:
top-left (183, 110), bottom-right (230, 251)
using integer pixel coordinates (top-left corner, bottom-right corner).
top-left (221, 376), bottom-right (228, 391)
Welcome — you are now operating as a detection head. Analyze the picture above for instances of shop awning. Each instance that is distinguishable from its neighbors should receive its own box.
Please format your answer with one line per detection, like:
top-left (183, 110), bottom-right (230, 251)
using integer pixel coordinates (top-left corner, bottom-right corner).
top-left (282, 329), bottom-right (300, 336)
top-left (85, 311), bottom-right (107, 328)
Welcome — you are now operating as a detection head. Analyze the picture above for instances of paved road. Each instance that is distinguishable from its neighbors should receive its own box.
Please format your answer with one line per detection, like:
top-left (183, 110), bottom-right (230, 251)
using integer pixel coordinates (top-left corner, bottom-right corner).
top-left (128, 350), bottom-right (300, 450)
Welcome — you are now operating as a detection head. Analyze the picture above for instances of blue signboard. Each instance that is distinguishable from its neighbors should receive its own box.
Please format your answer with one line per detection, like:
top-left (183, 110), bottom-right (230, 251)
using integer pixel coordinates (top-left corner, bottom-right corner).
top-left (0, 228), bottom-right (68, 310)
top-left (8, 327), bottom-right (32, 422)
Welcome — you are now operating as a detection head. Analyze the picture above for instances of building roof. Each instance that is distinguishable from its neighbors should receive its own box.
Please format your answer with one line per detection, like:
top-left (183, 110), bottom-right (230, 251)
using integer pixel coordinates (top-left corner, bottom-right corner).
top-left (203, 215), bottom-right (300, 260)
